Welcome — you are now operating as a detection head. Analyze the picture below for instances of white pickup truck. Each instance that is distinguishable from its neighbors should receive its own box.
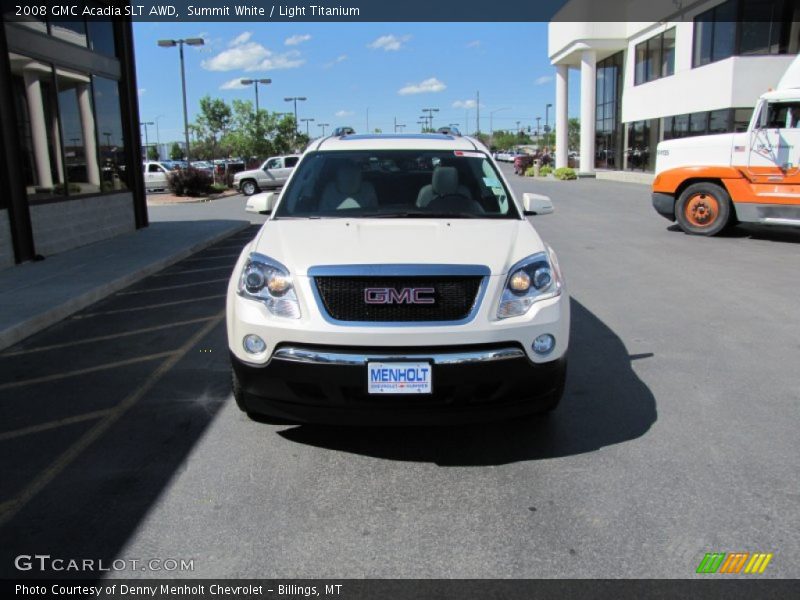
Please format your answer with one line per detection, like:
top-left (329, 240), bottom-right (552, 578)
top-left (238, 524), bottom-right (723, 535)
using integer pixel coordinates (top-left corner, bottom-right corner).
top-left (226, 131), bottom-right (569, 424)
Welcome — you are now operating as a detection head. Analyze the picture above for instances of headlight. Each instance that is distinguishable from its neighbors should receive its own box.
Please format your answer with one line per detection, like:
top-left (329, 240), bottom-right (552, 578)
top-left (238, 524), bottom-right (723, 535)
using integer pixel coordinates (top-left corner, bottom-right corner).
top-left (237, 253), bottom-right (301, 319)
top-left (497, 248), bottom-right (563, 319)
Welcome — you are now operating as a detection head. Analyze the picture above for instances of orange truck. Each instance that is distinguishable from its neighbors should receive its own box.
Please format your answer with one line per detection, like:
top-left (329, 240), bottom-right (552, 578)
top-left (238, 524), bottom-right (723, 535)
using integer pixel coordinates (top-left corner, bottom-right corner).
top-left (652, 54), bottom-right (800, 236)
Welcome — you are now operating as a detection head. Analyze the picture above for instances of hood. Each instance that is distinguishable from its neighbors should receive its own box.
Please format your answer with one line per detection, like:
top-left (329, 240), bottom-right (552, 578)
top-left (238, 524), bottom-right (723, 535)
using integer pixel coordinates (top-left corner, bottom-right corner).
top-left (234, 168), bottom-right (261, 180)
top-left (251, 219), bottom-right (545, 276)
top-left (655, 132), bottom-right (742, 175)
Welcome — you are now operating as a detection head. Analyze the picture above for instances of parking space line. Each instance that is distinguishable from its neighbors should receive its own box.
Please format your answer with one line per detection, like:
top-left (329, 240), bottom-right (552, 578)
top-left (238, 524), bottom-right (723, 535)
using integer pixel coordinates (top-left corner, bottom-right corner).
top-left (0, 317), bottom-right (217, 356)
top-left (152, 265), bottom-right (232, 276)
top-left (0, 351), bottom-right (176, 392)
top-left (71, 294), bottom-right (225, 319)
top-left (116, 280), bottom-right (229, 296)
top-left (0, 409), bottom-right (114, 441)
top-left (0, 310), bottom-right (225, 527)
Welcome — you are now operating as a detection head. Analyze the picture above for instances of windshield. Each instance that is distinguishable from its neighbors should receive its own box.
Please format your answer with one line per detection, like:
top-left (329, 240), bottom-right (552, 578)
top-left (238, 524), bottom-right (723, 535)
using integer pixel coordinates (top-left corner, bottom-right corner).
top-left (273, 150), bottom-right (520, 219)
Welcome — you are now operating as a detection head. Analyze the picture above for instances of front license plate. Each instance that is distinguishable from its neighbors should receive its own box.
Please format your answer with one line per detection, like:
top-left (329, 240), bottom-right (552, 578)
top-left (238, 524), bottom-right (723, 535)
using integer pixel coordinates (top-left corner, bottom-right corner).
top-left (367, 362), bottom-right (433, 394)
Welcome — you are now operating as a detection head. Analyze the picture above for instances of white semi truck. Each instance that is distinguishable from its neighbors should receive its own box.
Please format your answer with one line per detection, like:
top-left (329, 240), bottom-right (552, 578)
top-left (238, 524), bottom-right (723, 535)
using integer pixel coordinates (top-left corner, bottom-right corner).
top-left (652, 54), bottom-right (800, 235)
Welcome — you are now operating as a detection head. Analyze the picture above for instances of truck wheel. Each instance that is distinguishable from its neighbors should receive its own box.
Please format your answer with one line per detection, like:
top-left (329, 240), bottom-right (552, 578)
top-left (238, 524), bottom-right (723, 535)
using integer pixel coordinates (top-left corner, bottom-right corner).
top-left (675, 182), bottom-right (732, 236)
top-left (241, 180), bottom-right (258, 196)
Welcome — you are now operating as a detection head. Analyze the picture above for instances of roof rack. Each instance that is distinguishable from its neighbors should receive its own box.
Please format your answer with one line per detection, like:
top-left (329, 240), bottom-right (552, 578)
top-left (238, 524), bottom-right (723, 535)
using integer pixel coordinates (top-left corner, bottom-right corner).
top-left (332, 126), bottom-right (356, 137)
top-left (436, 126), bottom-right (461, 136)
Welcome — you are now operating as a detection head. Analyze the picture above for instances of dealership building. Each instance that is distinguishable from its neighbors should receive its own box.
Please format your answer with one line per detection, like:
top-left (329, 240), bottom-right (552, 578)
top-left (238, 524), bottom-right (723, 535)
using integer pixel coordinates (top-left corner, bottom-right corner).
top-left (0, 5), bottom-right (146, 269)
top-left (549, 0), bottom-right (799, 177)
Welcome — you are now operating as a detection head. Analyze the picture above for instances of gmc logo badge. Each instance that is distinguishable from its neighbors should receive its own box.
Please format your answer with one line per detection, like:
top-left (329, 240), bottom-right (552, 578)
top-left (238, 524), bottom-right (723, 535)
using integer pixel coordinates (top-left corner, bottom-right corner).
top-left (364, 287), bottom-right (435, 304)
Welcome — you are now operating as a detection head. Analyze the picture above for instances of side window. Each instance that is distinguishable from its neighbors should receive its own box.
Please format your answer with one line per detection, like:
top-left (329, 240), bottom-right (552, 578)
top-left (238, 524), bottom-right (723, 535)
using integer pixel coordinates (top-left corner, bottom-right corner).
top-left (265, 158), bottom-right (282, 170)
top-left (766, 102), bottom-right (800, 129)
top-left (284, 157), bottom-right (299, 168)
top-left (148, 164), bottom-right (161, 173)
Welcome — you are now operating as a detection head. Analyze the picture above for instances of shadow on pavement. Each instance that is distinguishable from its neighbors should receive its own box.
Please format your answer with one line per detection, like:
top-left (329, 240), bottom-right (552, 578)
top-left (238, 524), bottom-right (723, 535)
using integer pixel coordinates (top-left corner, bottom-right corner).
top-left (277, 298), bottom-right (658, 466)
top-left (666, 222), bottom-right (800, 243)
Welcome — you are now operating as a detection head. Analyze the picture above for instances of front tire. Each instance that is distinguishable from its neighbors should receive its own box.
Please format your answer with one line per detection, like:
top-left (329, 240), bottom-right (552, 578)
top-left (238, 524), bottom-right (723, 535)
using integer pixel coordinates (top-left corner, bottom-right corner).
top-left (675, 182), bottom-right (732, 236)
top-left (241, 180), bottom-right (258, 196)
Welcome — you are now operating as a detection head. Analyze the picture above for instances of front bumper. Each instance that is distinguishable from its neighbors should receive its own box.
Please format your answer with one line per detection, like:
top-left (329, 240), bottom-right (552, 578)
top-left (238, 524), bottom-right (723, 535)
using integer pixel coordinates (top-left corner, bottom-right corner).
top-left (232, 345), bottom-right (566, 425)
top-left (652, 192), bottom-right (676, 221)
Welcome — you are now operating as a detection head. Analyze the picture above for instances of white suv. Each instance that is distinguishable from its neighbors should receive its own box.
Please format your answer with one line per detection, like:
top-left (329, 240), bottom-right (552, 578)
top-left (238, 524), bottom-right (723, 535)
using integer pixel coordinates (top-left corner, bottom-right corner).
top-left (226, 132), bottom-right (569, 424)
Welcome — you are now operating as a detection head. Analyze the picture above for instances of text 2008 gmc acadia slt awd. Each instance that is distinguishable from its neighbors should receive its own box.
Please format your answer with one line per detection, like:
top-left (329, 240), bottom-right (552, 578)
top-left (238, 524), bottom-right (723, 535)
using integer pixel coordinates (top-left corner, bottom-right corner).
top-left (226, 130), bottom-right (569, 424)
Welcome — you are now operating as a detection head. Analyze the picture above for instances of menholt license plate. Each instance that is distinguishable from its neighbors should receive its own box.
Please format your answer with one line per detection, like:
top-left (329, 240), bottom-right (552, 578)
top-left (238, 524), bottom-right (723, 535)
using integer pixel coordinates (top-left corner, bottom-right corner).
top-left (367, 362), bottom-right (433, 394)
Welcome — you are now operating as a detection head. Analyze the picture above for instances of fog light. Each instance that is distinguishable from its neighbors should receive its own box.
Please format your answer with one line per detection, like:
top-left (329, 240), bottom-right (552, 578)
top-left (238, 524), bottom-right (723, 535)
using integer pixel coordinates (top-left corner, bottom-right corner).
top-left (532, 334), bottom-right (555, 355)
top-left (243, 334), bottom-right (266, 354)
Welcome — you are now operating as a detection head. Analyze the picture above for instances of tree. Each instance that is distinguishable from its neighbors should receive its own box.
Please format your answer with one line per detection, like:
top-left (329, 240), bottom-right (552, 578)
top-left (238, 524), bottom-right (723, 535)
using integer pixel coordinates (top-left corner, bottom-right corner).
top-left (568, 118), bottom-right (580, 152)
top-left (146, 146), bottom-right (159, 160)
top-left (169, 142), bottom-right (183, 160)
top-left (192, 96), bottom-right (232, 161)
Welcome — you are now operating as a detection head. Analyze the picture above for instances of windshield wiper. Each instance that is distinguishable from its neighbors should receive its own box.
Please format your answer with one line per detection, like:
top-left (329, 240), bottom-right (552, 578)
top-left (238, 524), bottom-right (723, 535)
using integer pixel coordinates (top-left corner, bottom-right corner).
top-left (363, 211), bottom-right (479, 219)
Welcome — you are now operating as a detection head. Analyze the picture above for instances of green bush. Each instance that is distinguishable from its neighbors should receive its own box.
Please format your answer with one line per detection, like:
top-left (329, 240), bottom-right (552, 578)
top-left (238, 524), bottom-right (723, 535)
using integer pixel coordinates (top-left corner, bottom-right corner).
top-left (539, 165), bottom-right (553, 177)
top-left (554, 167), bottom-right (577, 180)
top-left (208, 182), bottom-right (228, 194)
top-left (168, 168), bottom-right (212, 196)
top-left (524, 166), bottom-right (536, 177)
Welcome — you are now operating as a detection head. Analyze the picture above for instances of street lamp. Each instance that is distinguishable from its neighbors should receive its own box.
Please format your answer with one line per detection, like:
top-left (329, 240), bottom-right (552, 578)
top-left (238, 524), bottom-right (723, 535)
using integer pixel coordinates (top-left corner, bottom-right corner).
top-left (140, 121), bottom-right (154, 158)
top-left (284, 96), bottom-right (307, 133)
top-left (422, 107), bottom-right (439, 131)
top-left (158, 37), bottom-right (204, 167)
top-left (300, 117), bottom-right (315, 136)
top-left (489, 107), bottom-right (509, 138)
top-left (417, 120), bottom-right (427, 133)
top-left (536, 116), bottom-right (542, 137)
top-left (240, 78), bottom-right (271, 114)
top-left (318, 122), bottom-right (330, 136)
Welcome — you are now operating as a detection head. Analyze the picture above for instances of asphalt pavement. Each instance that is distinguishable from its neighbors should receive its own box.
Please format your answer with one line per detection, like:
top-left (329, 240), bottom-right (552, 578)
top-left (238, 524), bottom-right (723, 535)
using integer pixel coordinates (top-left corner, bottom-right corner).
top-left (1, 176), bottom-right (798, 579)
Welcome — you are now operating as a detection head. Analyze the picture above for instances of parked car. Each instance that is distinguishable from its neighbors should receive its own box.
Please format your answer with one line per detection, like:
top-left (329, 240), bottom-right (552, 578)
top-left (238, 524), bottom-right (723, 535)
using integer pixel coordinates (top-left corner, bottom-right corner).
top-left (142, 161), bottom-right (170, 191)
top-left (233, 155), bottom-right (301, 196)
top-left (226, 132), bottom-right (569, 424)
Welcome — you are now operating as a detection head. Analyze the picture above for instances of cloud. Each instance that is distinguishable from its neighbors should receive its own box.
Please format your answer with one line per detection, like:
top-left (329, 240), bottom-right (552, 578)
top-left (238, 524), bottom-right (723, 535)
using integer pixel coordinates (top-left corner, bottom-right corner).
top-left (285, 34), bottom-right (311, 46)
top-left (397, 77), bottom-right (446, 95)
top-left (335, 110), bottom-right (354, 118)
top-left (229, 31), bottom-right (252, 46)
top-left (323, 54), bottom-right (348, 68)
top-left (452, 99), bottom-right (478, 109)
top-left (201, 42), bottom-right (305, 71)
top-left (467, 40), bottom-right (481, 48)
top-left (368, 34), bottom-right (411, 51)
top-left (220, 78), bottom-right (248, 90)
top-left (535, 75), bottom-right (553, 85)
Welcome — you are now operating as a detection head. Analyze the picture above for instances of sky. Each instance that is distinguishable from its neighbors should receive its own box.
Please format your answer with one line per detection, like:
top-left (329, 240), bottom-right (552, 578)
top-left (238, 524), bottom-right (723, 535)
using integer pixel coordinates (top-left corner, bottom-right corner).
top-left (133, 21), bottom-right (581, 146)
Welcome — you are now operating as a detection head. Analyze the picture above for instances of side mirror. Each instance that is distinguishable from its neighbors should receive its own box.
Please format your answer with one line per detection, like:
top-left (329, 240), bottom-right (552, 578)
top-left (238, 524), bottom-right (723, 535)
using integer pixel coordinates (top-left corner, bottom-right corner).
top-left (245, 191), bottom-right (278, 214)
top-left (522, 192), bottom-right (554, 216)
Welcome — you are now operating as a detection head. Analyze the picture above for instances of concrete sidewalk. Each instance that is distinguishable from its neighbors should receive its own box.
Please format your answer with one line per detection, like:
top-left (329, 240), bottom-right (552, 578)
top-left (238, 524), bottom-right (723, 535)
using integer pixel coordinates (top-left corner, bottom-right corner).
top-left (0, 219), bottom-right (249, 351)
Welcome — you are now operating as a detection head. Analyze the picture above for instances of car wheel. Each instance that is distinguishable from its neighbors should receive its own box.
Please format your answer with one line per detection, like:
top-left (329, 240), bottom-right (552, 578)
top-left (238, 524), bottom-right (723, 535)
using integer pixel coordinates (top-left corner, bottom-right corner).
top-left (675, 182), bottom-right (732, 236)
top-left (241, 180), bottom-right (258, 196)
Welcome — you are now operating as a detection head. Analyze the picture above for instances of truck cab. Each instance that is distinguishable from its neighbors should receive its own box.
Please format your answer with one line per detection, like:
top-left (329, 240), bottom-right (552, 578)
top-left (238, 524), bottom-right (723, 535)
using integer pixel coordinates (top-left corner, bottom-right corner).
top-left (652, 55), bottom-right (800, 235)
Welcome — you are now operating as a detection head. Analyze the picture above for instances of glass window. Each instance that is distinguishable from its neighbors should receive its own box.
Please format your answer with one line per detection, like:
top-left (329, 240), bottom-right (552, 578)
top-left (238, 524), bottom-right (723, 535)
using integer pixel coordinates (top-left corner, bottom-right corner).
top-left (49, 19), bottom-right (88, 47)
top-left (265, 158), bottom-right (281, 170)
top-left (284, 156), bottom-right (299, 168)
top-left (87, 19), bottom-right (116, 57)
top-left (765, 102), bottom-right (800, 128)
top-left (646, 37), bottom-right (662, 81)
top-left (662, 28), bottom-right (676, 77)
top-left (275, 150), bottom-right (519, 219)
top-left (674, 114), bottom-right (690, 138)
top-left (56, 68), bottom-right (100, 195)
top-left (708, 109), bottom-right (732, 133)
top-left (689, 112), bottom-right (709, 135)
top-left (92, 76), bottom-right (128, 191)
top-left (634, 42), bottom-right (647, 85)
top-left (8, 53), bottom-right (67, 202)
top-left (734, 108), bottom-right (754, 131)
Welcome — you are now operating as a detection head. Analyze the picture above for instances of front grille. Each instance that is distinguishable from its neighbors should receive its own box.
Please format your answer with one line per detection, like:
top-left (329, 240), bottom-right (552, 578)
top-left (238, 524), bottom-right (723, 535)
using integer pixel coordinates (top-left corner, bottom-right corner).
top-left (314, 276), bottom-right (483, 322)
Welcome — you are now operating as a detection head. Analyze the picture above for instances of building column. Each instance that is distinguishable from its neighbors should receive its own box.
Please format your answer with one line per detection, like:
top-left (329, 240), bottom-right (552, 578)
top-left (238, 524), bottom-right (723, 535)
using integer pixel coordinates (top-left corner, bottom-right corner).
top-left (77, 84), bottom-right (100, 187)
top-left (555, 64), bottom-right (569, 169)
top-left (22, 70), bottom-right (53, 189)
top-left (579, 49), bottom-right (596, 175)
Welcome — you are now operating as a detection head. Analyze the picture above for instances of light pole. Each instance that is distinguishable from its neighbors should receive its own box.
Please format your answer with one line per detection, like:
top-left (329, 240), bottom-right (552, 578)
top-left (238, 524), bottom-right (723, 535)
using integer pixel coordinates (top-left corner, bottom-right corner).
top-left (318, 122), bottom-right (330, 136)
top-left (422, 107), bottom-right (439, 131)
top-left (545, 103), bottom-right (553, 148)
top-left (241, 78), bottom-right (271, 114)
top-left (300, 118), bottom-right (315, 136)
top-left (284, 97), bottom-right (307, 133)
top-left (536, 116), bottom-right (542, 138)
top-left (158, 37), bottom-right (204, 167)
top-left (140, 121), bottom-right (153, 158)
top-left (154, 115), bottom-right (164, 150)
top-left (417, 120), bottom-right (426, 133)
top-left (489, 107), bottom-right (509, 138)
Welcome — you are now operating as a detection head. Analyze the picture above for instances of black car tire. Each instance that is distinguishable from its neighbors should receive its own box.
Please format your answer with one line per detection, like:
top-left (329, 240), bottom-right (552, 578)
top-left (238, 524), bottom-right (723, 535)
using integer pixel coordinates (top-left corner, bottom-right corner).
top-left (675, 182), bottom-right (733, 236)
top-left (241, 180), bottom-right (258, 196)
